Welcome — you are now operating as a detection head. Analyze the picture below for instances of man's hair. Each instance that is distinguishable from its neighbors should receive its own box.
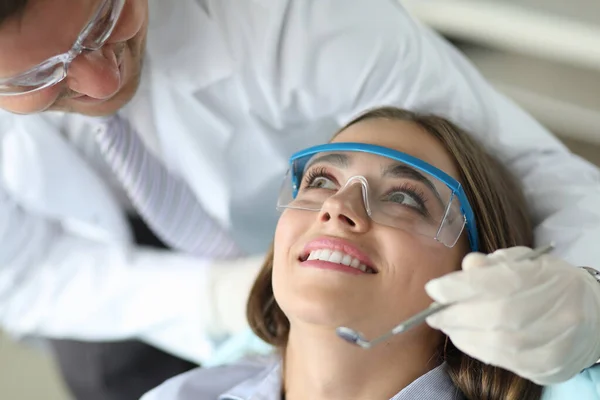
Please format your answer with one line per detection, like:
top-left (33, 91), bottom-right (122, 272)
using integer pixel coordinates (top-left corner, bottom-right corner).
top-left (0, 0), bottom-right (29, 26)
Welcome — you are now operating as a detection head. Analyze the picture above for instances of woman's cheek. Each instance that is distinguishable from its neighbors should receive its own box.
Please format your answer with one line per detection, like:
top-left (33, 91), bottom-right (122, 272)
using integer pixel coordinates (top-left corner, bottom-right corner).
top-left (378, 230), bottom-right (458, 282)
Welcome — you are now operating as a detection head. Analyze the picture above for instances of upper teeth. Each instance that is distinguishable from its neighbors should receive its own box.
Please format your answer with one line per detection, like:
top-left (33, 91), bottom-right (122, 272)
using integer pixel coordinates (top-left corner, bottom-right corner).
top-left (307, 249), bottom-right (371, 273)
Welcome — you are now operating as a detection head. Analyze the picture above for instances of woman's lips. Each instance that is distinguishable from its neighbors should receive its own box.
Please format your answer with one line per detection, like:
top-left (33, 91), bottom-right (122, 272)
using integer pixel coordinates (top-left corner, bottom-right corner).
top-left (300, 259), bottom-right (369, 275)
top-left (299, 236), bottom-right (378, 274)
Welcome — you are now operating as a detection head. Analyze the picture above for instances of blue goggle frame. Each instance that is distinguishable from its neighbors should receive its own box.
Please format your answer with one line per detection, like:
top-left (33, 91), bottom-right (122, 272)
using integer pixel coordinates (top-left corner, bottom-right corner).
top-left (288, 142), bottom-right (479, 252)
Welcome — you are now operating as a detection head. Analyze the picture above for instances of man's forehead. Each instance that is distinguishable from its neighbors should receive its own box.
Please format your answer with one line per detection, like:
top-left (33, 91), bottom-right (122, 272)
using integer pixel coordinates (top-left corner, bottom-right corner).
top-left (0, 0), bottom-right (99, 77)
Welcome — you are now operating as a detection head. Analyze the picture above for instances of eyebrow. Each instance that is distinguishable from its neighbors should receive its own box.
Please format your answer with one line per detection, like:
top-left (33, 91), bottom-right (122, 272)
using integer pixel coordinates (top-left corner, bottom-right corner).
top-left (302, 153), bottom-right (446, 208)
top-left (382, 163), bottom-right (446, 206)
top-left (303, 153), bottom-right (349, 171)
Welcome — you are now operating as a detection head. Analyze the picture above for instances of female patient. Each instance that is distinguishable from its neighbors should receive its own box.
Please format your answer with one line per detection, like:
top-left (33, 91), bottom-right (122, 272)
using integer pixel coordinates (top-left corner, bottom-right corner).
top-left (143, 107), bottom-right (541, 400)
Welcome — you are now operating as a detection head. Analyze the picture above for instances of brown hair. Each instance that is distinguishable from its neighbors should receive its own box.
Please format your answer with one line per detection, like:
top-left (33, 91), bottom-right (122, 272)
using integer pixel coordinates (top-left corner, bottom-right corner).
top-left (247, 107), bottom-right (541, 400)
top-left (0, 0), bottom-right (28, 26)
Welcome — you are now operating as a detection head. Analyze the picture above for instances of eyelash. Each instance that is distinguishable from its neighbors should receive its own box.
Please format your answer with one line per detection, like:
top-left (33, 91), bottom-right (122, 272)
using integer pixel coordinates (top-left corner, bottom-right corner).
top-left (303, 169), bottom-right (429, 211)
top-left (385, 183), bottom-right (430, 216)
top-left (303, 167), bottom-right (338, 188)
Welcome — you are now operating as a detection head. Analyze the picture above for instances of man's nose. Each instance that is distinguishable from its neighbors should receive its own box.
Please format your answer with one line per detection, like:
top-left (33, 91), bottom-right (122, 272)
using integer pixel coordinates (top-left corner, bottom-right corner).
top-left (65, 46), bottom-right (121, 99)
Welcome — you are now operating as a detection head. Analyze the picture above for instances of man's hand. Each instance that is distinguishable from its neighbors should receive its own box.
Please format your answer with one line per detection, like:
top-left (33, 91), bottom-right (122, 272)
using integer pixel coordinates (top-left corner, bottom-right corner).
top-left (425, 246), bottom-right (600, 385)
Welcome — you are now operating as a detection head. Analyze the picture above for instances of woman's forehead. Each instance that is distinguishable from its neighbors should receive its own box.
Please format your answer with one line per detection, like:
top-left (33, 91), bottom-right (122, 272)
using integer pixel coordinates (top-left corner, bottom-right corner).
top-left (332, 118), bottom-right (461, 181)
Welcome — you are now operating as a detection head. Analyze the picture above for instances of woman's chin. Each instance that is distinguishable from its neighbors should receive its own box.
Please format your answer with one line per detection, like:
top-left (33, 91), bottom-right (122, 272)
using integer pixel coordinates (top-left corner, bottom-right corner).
top-left (282, 295), bottom-right (371, 332)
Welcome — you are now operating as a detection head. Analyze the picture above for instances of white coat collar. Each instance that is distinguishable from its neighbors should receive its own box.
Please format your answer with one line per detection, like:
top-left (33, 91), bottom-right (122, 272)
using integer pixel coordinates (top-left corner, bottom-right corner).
top-left (146, 0), bottom-right (234, 93)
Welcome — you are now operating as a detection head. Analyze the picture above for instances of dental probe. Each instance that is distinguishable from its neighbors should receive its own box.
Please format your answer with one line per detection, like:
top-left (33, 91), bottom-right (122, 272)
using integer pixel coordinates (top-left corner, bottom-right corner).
top-left (336, 243), bottom-right (555, 349)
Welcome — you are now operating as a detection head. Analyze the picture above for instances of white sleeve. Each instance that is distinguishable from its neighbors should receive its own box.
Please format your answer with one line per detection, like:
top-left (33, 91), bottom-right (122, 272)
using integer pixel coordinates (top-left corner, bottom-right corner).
top-left (0, 109), bottom-right (262, 364)
top-left (289, 0), bottom-right (600, 266)
top-left (0, 178), bottom-right (228, 363)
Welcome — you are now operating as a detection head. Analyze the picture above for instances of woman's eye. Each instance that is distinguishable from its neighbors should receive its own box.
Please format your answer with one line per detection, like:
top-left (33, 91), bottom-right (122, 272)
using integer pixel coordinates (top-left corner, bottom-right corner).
top-left (309, 176), bottom-right (336, 189)
top-left (387, 191), bottom-right (421, 208)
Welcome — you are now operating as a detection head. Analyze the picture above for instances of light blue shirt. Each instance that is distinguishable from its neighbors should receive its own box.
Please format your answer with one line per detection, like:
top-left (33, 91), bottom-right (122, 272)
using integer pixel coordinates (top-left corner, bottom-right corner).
top-left (141, 355), bottom-right (465, 400)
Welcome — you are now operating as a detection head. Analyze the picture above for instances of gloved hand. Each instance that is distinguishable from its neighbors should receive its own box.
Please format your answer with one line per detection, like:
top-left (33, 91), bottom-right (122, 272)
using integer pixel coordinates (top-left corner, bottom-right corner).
top-left (425, 246), bottom-right (600, 385)
top-left (206, 254), bottom-right (266, 336)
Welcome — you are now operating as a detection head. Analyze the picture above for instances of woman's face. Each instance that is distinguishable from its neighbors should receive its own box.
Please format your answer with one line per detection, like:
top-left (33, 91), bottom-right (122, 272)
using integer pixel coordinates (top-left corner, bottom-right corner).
top-left (272, 118), bottom-right (469, 341)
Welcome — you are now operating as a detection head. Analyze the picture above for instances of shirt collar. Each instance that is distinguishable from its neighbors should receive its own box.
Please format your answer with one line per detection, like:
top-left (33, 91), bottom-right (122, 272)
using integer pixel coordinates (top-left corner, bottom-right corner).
top-left (219, 359), bottom-right (283, 400)
top-left (391, 363), bottom-right (465, 400)
top-left (146, 0), bottom-right (234, 93)
top-left (217, 357), bottom-right (463, 400)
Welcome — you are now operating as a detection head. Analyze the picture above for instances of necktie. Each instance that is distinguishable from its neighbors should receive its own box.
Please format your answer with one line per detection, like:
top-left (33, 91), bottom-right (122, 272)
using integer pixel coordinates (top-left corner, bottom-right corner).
top-left (95, 114), bottom-right (244, 258)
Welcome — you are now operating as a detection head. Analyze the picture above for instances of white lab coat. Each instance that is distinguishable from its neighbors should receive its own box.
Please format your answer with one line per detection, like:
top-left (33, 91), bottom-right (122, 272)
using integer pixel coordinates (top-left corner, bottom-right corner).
top-left (1, 0), bottom-right (599, 365)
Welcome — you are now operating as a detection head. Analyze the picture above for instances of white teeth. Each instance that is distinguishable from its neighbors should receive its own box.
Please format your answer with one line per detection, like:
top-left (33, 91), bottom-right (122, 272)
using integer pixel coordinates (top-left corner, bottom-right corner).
top-left (329, 250), bottom-right (343, 264)
top-left (306, 249), bottom-right (372, 273)
top-left (318, 249), bottom-right (331, 261)
top-left (341, 254), bottom-right (352, 266)
top-left (307, 250), bottom-right (320, 261)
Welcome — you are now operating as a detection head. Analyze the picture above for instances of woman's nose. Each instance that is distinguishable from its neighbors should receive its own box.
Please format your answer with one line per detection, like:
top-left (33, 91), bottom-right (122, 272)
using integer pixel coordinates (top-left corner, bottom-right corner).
top-left (65, 46), bottom-right (121, 99)
top-left (317, 184), bottom-right (370, 232)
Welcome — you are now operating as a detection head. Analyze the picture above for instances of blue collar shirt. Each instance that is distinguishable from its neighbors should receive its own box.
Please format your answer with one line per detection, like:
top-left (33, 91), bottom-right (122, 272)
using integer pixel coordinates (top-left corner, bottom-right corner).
top-left (141, 356), bottom-right (466, 400)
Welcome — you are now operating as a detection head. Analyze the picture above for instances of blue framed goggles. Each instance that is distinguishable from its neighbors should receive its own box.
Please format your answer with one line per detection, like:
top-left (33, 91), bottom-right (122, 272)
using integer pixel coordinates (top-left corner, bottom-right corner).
top-left (277, 143), bottom-right (479, 252)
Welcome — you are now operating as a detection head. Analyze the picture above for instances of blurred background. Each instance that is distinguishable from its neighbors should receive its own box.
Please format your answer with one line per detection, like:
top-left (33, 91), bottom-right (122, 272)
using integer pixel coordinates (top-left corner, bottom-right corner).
top-left (402, 0), bottom-right (600, 161)
top-left (1, 0), bottom-right (599, 398)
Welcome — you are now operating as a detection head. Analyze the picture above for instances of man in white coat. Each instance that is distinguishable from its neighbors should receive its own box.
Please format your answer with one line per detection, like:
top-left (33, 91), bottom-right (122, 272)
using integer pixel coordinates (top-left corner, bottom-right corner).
top-left (1, 0), bottom-right (600, 399)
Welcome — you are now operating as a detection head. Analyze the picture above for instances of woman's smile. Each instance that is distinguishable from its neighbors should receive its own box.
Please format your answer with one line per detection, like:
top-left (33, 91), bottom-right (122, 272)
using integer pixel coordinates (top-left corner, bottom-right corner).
top-left (299, 236), bottom-right (377, 275)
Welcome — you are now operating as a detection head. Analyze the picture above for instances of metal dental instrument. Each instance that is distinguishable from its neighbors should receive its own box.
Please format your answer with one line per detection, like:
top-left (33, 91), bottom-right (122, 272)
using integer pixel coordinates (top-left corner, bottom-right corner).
top-left (336, 243), bottom-right (556, 349)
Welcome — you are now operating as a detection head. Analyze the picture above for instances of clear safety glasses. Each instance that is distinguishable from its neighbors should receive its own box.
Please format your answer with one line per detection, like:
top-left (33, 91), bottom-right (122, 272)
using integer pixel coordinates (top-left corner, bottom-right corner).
top-left (0, 0), bottom-right (125, 96)
top-left (277, 143), bottom-right (479, 252)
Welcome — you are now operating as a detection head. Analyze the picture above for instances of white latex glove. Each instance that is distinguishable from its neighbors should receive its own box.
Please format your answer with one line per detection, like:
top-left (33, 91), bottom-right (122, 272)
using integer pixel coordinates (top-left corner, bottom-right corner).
top-left (138, 252), bottom-right (266, 365)
top-left (425, 246), bottom-right (600, 385)
top-left (205, 254), bottom-right (266, 337)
